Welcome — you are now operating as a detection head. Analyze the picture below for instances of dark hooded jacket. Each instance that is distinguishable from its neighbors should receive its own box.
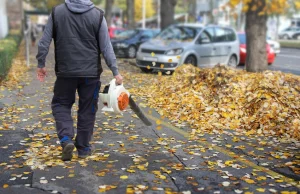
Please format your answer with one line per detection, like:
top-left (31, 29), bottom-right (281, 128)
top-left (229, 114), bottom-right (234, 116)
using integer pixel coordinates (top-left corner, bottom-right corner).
top-left (52, 0), bottom-right (104, 77)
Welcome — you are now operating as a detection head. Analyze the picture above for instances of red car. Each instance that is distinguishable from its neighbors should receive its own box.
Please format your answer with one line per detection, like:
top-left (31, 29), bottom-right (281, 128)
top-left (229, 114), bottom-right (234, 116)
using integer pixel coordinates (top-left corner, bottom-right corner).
top-left (108, 27), bottom-right (125, 39)
top-left (238, 33), bottom-right (275, 65)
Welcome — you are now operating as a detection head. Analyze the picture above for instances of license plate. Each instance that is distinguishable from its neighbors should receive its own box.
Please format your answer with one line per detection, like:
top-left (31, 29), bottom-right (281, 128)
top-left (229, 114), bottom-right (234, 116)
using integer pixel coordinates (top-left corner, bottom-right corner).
top-left (143, 57), bottom-right (158, 62)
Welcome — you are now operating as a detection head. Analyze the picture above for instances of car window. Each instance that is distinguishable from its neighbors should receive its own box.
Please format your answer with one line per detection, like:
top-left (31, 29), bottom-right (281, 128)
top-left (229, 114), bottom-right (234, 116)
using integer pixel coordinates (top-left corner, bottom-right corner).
top-left (225, 28), bottom-right (236, 41)
top-left (114, 29), bottom-right (124, 35)
top-left (116, 30), bottom-right (138, 38)
top-left (285, 28), bottom-right (291, 31)
top-left (142, 30), bottom-right (154, 37)
top-left (197, 30), bottom-right (212, 44)
top-left (205, 27), bottom-right (215, 42)
top-left (156, 25), bottom-right (202, 42)
top-left (215, 27), bottom-right (227, 42)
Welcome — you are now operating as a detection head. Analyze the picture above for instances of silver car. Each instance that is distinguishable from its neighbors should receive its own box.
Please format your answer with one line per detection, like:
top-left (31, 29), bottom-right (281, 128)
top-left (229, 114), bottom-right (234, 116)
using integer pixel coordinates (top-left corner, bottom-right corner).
top-left (278, 26), bottom-right (300, 40)
top-left (136, 24), bottom-right (240, 72)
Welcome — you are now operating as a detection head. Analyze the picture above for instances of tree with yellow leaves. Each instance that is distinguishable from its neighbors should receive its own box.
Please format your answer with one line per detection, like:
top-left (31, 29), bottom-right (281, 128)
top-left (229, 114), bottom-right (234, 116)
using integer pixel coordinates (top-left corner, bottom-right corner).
top-left (134, 0), bottom-right (155, 22)
top-left (117, 0), bottom-right (155, 22)
top-left (228, 0), bottom-right (300, 72)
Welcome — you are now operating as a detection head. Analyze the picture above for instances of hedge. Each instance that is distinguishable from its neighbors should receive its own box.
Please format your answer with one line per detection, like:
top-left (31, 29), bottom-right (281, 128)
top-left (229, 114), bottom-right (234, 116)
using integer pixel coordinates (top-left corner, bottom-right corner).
top-left (0, 30), bottom-right (22, 80)
top-left (279, 40), bottom-right (300, 49)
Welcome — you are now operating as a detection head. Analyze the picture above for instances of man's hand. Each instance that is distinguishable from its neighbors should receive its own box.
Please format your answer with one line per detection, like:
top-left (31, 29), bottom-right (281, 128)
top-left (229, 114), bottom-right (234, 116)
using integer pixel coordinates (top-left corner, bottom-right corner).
top-left (37, 67), bottom-right (47, 82)
top-left (114, 74), bottom-right (123, 85)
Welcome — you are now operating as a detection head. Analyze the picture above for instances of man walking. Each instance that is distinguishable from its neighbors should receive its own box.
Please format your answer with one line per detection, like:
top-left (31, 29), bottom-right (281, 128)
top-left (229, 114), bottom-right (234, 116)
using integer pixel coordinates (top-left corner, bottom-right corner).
top-left (36, 0), bottom-right (123, 161)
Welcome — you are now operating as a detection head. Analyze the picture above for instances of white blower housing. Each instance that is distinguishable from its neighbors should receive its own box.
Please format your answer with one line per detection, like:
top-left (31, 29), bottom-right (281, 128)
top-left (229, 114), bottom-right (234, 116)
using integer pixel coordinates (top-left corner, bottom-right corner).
top-left (99, 79), bottom-right (130, 114)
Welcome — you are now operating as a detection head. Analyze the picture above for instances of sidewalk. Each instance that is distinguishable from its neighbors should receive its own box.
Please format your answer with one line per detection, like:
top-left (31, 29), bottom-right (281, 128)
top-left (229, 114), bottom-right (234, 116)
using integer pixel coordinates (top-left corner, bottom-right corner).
top-left (0, 40), bottom-right (183, 194)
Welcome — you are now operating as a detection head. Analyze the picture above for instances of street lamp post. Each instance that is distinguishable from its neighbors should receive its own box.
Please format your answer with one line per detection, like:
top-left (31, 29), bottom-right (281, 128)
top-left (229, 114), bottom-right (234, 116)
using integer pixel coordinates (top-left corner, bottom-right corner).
top-left (142, 0), bottom-right (146, 29)
top-left (157, 0), bottom-right (161, 29)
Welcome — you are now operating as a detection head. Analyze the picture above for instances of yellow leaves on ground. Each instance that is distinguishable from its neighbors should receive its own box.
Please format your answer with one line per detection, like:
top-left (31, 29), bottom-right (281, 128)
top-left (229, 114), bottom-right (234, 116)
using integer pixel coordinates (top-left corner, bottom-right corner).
top-left (156, 119), bottom-right (162, 125)
top-left (120, 175), bottom-right (128, 180)
top-left (281, 191), bottom-right (298, 194)
top-left (3, 184), bottom-right (9, 188)
top-left (1, 41), bottom-right (28, 89)
top-left (131, 65), bottom-right (300, 140)
top-left (98, 185), bottom-right (117, 193)
top-left (127, 169), bottom-right (136, 173)
top-left (244, 179), bottom-right (255, 184)
top-left (256, 188), bottom-right (265, 192)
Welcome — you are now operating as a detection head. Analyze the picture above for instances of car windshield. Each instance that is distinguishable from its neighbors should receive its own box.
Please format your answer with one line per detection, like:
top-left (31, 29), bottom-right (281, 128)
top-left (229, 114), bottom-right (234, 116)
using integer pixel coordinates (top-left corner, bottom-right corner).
top-left (116, 30), bottom-right (138, 39)
top-left (238, 34), bottom-right (246, 44)
top-left (155, 25), bottom-right (201, 42)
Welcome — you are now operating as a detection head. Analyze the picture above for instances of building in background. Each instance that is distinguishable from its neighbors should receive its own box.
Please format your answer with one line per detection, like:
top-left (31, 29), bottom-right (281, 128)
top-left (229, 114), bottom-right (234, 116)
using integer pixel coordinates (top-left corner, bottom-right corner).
top-left (7, 0), bottom-right (23, 30)
top-left (0, 0), bottom-right (8, 39)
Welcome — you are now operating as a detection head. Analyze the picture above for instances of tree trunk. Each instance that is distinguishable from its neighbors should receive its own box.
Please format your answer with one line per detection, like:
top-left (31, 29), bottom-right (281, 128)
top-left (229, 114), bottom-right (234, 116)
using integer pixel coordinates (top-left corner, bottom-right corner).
top-left (105, 0), bottom-right (114, 27)
top-left (188, 0), bottom-right (196, 20)
top-left (245, 1), bottom-right (268, 72)
top-left (160, 0), bottom-right (177, 29)
top-left (126, 0), bottom-right (135, 29)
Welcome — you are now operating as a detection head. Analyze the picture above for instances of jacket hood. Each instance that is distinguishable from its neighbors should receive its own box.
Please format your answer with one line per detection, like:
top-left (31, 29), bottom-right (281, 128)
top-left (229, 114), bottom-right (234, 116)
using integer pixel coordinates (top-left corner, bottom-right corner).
top-left (65, 0), bottom-right (95, 13)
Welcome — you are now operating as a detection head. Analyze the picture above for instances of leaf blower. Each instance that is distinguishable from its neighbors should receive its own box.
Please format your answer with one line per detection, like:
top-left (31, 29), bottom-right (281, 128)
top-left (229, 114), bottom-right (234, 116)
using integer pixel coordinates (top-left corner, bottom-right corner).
top-left (99, 79), bottom-right (152, 126)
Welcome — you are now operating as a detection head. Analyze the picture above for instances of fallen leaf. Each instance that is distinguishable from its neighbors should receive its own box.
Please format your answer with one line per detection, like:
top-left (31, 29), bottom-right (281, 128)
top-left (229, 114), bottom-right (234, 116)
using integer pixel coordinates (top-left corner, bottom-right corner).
top-left (256, 188), bottom-right (265, 192)
top-left (3, 184), bottom-right (9, 188)
top-left (120, 175), bottom-right (128, 179)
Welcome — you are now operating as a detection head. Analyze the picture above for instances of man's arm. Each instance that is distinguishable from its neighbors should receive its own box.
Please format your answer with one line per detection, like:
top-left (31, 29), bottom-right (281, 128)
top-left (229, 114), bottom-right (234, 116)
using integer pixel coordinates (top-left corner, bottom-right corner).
top-left (36, 14), bottom-right (53, 68)
top-left (98, 17), bottom-right (120, 77)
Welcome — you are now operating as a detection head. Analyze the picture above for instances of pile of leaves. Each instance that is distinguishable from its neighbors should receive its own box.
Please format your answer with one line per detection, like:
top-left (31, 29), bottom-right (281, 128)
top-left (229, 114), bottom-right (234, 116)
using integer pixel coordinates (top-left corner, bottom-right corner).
top-left (132, 65), bottom-right (300, 140)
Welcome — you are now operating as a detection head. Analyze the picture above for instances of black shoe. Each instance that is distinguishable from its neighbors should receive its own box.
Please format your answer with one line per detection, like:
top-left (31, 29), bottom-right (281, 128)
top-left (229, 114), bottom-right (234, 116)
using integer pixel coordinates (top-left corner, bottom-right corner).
top-left (62, 142), bottom-right (75, 161)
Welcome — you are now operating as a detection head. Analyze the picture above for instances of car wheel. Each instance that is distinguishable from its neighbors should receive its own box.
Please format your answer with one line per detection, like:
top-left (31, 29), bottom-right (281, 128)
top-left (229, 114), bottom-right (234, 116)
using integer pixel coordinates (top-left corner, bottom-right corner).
top-left (140, 67), bottom-right (152, 73)
top-left (283, 34), bottom-right (289, 40)
top-left (127, 46), bottom-right (136, 58)
top-left (228, 55), bottom-right (238, 67)
top-left (268, 63), bottom-right (273, 65)
top-left (184, 55), bottom-right (197, 66)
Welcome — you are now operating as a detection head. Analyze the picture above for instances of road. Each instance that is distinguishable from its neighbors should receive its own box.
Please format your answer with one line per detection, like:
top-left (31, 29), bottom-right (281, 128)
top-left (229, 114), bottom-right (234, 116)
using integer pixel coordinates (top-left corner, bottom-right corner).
top-left (270, 48), bottom-right (300, 75)
top-left (0, 43), bottom-right (299, 194)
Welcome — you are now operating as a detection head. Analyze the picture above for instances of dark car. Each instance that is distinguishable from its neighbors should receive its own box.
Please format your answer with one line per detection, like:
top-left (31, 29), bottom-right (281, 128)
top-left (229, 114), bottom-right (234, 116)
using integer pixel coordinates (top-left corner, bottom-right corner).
top-left (111, 28), bottom-right (160, 58)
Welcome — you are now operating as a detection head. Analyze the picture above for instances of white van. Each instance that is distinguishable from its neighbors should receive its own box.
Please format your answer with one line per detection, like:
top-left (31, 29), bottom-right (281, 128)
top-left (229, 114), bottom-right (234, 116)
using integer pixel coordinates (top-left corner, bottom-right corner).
top-left (136, 24), bottom-right (240, 72)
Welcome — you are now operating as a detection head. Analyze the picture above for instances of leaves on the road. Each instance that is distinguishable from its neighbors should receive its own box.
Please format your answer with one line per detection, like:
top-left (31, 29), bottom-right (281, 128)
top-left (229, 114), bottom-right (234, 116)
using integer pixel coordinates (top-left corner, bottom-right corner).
top-left (2, 184), bottom-right (9, 188)
top-left (130, 64), bottom-right (300, 140)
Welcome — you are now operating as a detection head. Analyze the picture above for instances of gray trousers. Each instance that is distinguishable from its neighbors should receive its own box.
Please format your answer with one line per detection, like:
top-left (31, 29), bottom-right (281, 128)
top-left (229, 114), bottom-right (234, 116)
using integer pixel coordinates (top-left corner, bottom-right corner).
top-left (51, 77), bottom-right (100, 151)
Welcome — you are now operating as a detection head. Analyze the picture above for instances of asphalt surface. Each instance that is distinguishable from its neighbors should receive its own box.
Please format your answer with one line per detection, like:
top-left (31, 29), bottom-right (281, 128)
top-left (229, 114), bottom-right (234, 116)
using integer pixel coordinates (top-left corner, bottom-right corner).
top-left (0, 43), bottom-right (299, 194)
top-left (269, 48), bottom-right (300, 75)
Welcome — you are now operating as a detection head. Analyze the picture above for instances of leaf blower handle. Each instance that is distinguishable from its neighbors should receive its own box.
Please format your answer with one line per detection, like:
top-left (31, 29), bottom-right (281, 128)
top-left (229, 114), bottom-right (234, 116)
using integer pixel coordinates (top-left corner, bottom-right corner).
top-left (114, 74), bottom-right (123, 85)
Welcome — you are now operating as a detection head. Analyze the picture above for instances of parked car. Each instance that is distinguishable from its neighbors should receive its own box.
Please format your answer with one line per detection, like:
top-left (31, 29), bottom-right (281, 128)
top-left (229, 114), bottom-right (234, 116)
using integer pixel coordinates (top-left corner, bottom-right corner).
top-left (292, 31), bottom-right (300, 39)
top-left (267, 37), bottom-right (281, 54)
top-left (238, 33), bottom-right (275, 65)
top-left (278, 27), bottom-right (300, 40)
top-left (111, 28), bottom-right (160, 58)
top-left (108, 27), bottom-right (125, 39)
top-left (136, 24), bottom-right (240, 72)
